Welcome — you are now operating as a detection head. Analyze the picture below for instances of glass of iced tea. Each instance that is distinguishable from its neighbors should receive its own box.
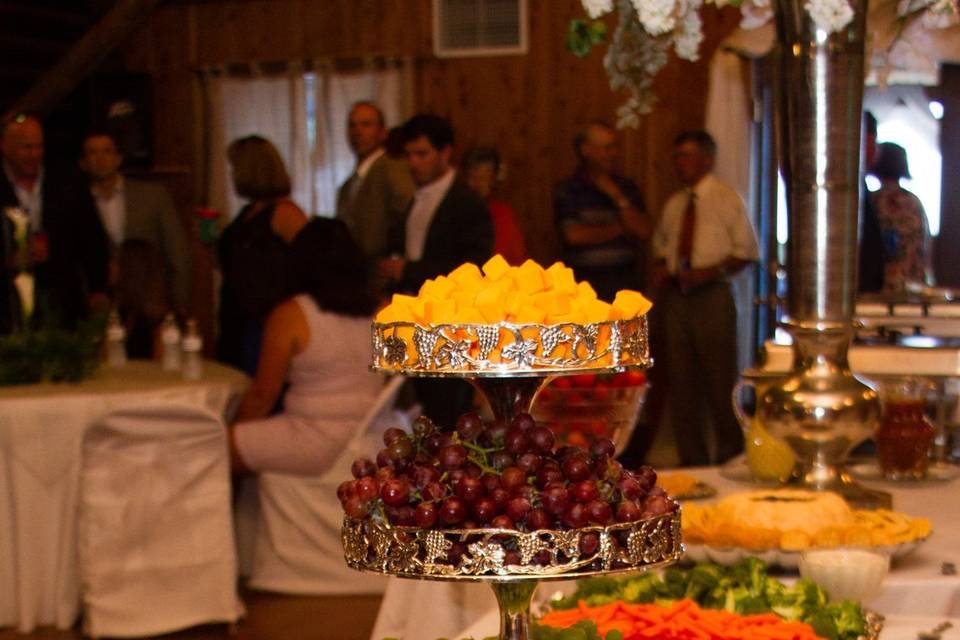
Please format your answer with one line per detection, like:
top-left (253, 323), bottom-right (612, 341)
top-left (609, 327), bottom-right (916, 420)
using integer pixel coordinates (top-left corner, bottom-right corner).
top-left (875, 377), bottom-right (936, 479)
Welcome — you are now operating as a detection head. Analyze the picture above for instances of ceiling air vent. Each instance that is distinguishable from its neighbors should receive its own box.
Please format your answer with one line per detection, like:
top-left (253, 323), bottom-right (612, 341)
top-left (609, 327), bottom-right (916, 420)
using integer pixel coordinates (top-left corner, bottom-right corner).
top-left (433, 0), bottom-right (528, 58)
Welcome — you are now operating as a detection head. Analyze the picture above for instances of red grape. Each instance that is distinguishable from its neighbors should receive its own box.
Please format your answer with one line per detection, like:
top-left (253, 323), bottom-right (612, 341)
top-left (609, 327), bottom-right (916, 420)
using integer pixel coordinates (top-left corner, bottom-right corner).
top-left (490, 451), bottom-right (514, 470)
top-left (491, 514), bottom-right (515, 530)
top-left (351, 457), bottom-right (377, 478)
top-left (504, 428), bottom-right (528, 455)
top-left (527, 426), bottom-right (556, 454)
top-left (510, 412), bottom-right (536, 432)
top-left (589, 438), bottom-right (616, 459)
top-left (536, 465), bottom-right (564, 488)
top-left (571, 480), bottom-right (599, 503)
top-left (541, 483), bottom-right (569, 515)
top-left (422, 481), bottom-right (447, 502)
top-left (472, 497), bottom-right (497, 524)
top-left (526, 507), bottom-right (551, 530)
top-left (440, 497), bottom-right (467, 525)
top-left (456, 411), bottom-right (484, 441)
top-left (579, 532), bottom-right (599, 555)
top-left (383, 427), bottom-right (406, 446)
top-left (586, 499), bottom-right (613, 525)
top-left (561, 455), bottom-right (591, 482)
top-left (506, 496), bottom-right (532, 522)
top-left (337, 480), bottom-right (356, 503)
top-left (355, 476), bottom-right (379, 501)
top-left (634, 465), bottom-right (657, 491)
top-left (386, 505), bottom-right (416, 526)
top-left (562, 503), bottom-right (587, 528)
top-left (380, 478), bottom-right (410, 506)
top-left (438, 444), bottom-right (468, 470)
top-left (616, 500), bottom-right (642, 523)
top-left (415, 502), bottom-right (439, 528)
top-left (489, 487), bottom-right (510, 509)
top-left (456, 476), bottom-right (484, 503)
top-left (517, 452), bottom-right (543, 473)
top-left (344, 496), bottom-right (369, 519)
top-left (500, 466), bottom-right (527, 491)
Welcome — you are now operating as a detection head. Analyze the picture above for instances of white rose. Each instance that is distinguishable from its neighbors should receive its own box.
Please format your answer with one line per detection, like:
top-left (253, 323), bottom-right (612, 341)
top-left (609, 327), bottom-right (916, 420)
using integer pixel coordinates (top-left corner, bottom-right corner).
top-left (805, 0), bottom-right (855, 32)
top-left (582, 0), bottom-right (614, 17)
top-left (634, 0), bottom-right (678, 35)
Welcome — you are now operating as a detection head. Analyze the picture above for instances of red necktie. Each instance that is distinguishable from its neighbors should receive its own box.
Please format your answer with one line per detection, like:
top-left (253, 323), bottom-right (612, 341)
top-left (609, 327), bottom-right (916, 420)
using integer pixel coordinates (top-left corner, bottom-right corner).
top-left (677, 191), bottom-right (696, 270)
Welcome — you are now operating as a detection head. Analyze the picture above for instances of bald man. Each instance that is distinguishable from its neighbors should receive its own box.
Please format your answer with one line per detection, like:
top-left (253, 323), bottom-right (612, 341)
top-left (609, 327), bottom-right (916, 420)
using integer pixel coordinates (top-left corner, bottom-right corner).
top-left (553, 121), bottom-right (651, 301)
top-left (336, 101), bottom-right (413, 265)
top-left (1, 114), bottom-right (109, 332)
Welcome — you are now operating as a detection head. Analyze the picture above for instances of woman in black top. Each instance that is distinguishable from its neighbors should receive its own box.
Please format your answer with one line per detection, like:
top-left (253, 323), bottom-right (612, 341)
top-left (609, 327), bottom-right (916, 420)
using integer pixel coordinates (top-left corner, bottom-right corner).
top-left (217, 135), bottom-right (307, 374)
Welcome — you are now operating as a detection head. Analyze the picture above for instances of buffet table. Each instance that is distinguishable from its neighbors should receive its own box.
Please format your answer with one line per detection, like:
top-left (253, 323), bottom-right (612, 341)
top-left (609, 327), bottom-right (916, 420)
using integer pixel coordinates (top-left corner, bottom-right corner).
top-left (376, 464), bottom-right (960, 639)
top-left (0, 361), bottom-right (248, 633)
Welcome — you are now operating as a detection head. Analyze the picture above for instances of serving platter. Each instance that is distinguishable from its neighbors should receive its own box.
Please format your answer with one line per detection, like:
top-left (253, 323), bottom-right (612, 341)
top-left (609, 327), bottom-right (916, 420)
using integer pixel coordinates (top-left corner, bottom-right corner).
top-left (683, 536), bottom-right (930, 569)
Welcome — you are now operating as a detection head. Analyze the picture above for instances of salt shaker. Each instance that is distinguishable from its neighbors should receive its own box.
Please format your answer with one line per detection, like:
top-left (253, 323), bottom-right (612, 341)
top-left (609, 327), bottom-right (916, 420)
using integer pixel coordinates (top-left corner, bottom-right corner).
top-left (160, 313), bottom-right (182, 371)
top-left (181, 319), bottom-right (203, 381)
top-left (105, 309), bottom-right (127, 367)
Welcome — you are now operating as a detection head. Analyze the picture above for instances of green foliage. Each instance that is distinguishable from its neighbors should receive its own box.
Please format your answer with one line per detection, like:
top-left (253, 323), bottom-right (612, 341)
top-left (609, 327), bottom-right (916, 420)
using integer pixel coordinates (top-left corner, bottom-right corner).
top-left (532, 619), bottom-right (621, 640)
top-left (565, 18), bottom-right (607, 58)
top-left (0, 312), bottom-right (105, 385)
top-left (547, 558), bottom-right (868, 640)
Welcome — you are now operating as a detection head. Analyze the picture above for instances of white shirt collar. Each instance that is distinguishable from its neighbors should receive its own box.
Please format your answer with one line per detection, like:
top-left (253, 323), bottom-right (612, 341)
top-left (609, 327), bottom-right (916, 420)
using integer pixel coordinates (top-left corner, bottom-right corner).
top-left (415, 167), bottom-right (455, 199)
top-left (355, 148), bottom-right (385, 180)
top-left (92, 174), bottom-right (125, 201)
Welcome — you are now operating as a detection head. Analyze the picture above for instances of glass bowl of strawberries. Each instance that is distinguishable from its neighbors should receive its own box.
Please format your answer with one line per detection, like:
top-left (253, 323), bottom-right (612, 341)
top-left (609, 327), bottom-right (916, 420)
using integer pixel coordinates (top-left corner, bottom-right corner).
top-left (532, 370), bottom-right (648, 456)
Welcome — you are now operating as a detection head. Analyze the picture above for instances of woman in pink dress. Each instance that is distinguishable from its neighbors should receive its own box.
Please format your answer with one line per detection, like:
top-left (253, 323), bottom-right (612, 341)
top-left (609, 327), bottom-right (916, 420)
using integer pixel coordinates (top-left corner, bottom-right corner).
top-left (462, 147), bottom-right (528, 266)
top-left (230, 218), bottom-right (382, 475)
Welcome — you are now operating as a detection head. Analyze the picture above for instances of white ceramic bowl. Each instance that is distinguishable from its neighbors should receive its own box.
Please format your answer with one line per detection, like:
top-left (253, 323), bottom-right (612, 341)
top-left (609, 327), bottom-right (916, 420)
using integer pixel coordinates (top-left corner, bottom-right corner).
top-left (799, 549), bottom-right (890, 602)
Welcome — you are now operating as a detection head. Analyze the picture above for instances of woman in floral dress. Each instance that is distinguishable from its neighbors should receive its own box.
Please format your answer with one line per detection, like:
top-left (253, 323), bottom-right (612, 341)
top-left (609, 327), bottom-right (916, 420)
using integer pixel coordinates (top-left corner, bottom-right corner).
top-left (870, 142), bottom-right (934, 291)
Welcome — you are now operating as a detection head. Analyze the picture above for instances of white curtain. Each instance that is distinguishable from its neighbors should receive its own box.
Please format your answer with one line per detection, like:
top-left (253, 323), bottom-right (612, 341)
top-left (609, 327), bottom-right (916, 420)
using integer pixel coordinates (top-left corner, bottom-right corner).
top-left (205, 59), bottom-right (414, 221)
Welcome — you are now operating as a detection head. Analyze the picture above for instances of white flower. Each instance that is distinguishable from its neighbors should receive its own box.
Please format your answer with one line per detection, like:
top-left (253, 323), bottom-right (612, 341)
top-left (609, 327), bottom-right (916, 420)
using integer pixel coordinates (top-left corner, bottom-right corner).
top-left (13, 272), bottom-right (34, 321)
top-left (633, 0), bottom-right (677, 35)
top-left (582, 0), bottom-right (614, 17)
top-left (4, 207), bottom-right (29, 246)
top-left (804, 0), bottom-right (855, 32)
top-left (674, 0), bottom-right (704, 60)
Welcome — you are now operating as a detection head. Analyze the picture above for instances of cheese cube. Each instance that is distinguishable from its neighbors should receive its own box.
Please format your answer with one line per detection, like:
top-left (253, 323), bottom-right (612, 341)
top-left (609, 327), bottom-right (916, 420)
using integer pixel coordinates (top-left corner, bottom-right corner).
top-left (584, 299), bottom-right (613, 323)
top-left (546, 263), bottom-right (578, 295)
top-left (612, 289), bottom-right (652, 319)
top-left (453, 306), bottom-right (487, 324)
top-left (514, 304), bottom-right (546, 324)
top-left (577, 280), bottom-right (598, 302)
top-left (375, 303), bottom-right (406, 324)
top-left (482, 254), bottom-right (512, 281)
top-left (425, 298), bottom-right (456, 324)
top-left (420, 275), bottom-right (456, 300)
top-left (475, 285), bottom-right (507, 323)
top-left (448, 262), bottom-right (484, 289)
top-left (514, 259), bottom-right (546, 294)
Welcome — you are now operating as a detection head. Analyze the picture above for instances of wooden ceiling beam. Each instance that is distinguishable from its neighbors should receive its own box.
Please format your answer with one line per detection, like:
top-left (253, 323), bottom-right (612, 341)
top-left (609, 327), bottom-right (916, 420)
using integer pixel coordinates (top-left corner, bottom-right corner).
top-left (6, 0), bottom-right (164, 118)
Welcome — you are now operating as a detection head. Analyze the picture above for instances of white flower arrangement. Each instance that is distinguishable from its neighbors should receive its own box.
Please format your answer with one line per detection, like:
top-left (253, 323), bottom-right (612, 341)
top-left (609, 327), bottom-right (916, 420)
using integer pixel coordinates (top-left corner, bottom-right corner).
top-left (4, 207), bottom-right (35, 325)
top-left (577, 0), bottom-right (959, 126)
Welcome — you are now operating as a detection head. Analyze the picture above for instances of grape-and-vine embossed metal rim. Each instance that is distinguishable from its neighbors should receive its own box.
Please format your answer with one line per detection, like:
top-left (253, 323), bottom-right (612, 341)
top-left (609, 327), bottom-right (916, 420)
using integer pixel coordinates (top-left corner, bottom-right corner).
top-left (370, 316), bottom-right (651, 377)
top-left (341, 510), bottom-right (682, 583)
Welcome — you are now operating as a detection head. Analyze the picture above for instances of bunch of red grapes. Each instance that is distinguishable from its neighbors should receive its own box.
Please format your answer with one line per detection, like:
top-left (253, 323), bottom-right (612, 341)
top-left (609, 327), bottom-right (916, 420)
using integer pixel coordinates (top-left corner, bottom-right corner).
top-left (337, 410), bottom-right (677, 539)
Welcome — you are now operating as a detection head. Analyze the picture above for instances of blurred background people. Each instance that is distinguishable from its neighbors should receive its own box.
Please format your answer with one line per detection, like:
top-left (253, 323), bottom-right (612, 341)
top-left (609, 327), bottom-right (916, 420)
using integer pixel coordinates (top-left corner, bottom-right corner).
top-left (859, 111), bottom-right (885, 293)
top-left (230, 218), bottom-right (381, 475)
top-left (462, 146), bottom-right (527, 266)
top-left (651, 130), bottom-right (758, 467)
top-left (80, 130), bottom-right (192, 319)
top-left (379, 114), bottom-right (493, 429)
top-left (1, 113), bottom-right (109, 333)
top-left (217, 135), bottom-right (308, 375)
top-left (870, 141), bottom-right (935, 291)
top-left (553, 121), bottom-right (649, 301)
top-left (336, 102), bottom-right (414, 271)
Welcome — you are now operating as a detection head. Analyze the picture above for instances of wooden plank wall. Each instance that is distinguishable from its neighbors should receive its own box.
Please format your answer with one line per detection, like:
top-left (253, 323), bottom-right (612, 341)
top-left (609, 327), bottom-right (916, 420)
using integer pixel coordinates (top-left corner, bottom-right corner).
top-left (123, 0), bottom-right (742, 265)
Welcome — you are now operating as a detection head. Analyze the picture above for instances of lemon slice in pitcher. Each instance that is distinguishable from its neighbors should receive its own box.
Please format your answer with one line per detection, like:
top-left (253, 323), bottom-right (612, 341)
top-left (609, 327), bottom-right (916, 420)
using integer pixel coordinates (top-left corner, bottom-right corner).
top-left (745, 420), bottom-right (797, 483)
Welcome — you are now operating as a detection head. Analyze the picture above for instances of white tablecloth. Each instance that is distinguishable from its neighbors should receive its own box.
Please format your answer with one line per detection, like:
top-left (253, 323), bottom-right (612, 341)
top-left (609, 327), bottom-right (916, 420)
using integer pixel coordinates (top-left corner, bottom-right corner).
top-left (377, 465), bottom-right (960, 639)
top-left (0, 361), bottom-right (247, 633)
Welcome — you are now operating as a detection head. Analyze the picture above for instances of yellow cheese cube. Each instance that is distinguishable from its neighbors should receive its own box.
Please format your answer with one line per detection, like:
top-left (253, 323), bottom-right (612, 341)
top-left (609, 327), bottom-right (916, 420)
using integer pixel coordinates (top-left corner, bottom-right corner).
top-left (408, 297), bottom-right (430, 324)
top-left (475, 286), bottom-right (507, 323)
top-left (425, 298), bottom-right (456, 324)
top-left (453, 306), bottom-right (487, 324)
top-left (584, 299), bottom-right (613, 324)
top-left (375, 303), bottom-right (406, 324)
top-left (451, 291), bottom-right (476, 312)
top-left (577, 280), bottom-right (598, 301)
top-left (419, 275), bottom-right (456, 300)
top-left (613, 289), bottom-right (653, 319)
top-left (514, 259), bottom-right (546, 294)
top-left (550, 310), bottom-right (587, 325)
top-left (391, 293), bottom-right (418, 310)
top-left (545, 263), bottom-right (578, 295)
top-left (448, 262), bottom-right (484, 289)
top-left (532, 291), bottom-right (572, 317)
top-left (482, 254), bottom-right (512, 281)
top-left (514, 304), bottom-right (546, 324)
top-left (504, 290), bottom-right (532, 316)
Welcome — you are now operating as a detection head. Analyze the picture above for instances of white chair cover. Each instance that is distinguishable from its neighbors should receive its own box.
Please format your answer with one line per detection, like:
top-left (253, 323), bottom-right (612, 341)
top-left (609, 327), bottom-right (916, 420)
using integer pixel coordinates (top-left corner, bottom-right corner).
top-left (242, 377), bottom-right (409, 595)
top-left (78, 402), bottom-right (243, 638)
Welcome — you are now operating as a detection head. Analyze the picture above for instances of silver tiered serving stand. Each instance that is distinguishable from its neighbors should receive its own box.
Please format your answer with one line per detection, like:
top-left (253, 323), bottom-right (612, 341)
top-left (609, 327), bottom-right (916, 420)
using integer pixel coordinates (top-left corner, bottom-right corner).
top-left (342, 315), bottom-right (684, 640)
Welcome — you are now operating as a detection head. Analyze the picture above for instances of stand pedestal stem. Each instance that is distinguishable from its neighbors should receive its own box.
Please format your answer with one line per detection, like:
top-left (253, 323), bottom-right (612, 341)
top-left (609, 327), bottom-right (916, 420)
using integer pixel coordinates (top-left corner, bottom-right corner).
top-left (470, 377), bottom-right (551, 423)
top-left (491, 581), bottom-right (538, 640)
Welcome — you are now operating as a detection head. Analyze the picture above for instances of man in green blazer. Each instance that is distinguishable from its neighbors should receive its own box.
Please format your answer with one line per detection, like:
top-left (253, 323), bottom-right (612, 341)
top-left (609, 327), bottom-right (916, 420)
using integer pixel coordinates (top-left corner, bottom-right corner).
top-left (336, 102), bottom-right (414, 265)
top-left (81, 131), bottom-right (192, 317)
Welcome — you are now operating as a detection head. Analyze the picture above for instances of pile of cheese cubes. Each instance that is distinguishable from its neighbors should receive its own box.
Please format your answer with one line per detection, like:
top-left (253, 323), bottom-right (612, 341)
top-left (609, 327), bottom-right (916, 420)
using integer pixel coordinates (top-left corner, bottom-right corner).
top-left (375, 255), bottom-right (652, 326)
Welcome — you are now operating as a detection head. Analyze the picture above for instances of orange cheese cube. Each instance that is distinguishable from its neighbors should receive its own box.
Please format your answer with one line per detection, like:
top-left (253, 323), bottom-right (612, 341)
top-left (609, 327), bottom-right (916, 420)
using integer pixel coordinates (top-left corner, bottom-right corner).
top-left (451, 291), bottom-right (476, 312)
top-left (420, 275), bottom-right (456, 300)
top-left (514, 304), bottom-right (546, 324)
top-left (475, 286), bottom-right (507, 323)
top-left (577, 280), bottom-right (598, 301)
top-left (532, 291), bottom-right (572, 317)
top-left (584, 299), bottom-right (613, 323)
top-left (448, 262), bottom-right (484, 289)
top-left (375, 302), bottom-right (406, 324)
top-left (482, 254), bottom-right (512, 281)
top-left (514, 259), bottom-right (546, 294)
top-left (425, 298), bottom-right (456, 324)
top-left (550, 310), bottom-right (587, 325)
top-left (545, 263), bottom-right (578, 295)
top-left (453, 306), bottom-right (487, 324)
top-left (391, 293), bottom-right (418, 309)
top-left (408, 297), bottom-right (429, 324)
top-left (504, 290), bottom-right (532, 316)
top-left (612, 289), bottom-right (652, 319)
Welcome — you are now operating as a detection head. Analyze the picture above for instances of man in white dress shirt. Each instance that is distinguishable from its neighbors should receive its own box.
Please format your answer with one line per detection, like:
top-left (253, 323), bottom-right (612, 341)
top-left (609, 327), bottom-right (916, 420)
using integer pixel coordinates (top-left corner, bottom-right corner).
top-left (651, 130), bottom-right (759, 466)
top-left (81, 131), bottom-right (192, 318)
top-left (378, 113), bottom-right (493, 428)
